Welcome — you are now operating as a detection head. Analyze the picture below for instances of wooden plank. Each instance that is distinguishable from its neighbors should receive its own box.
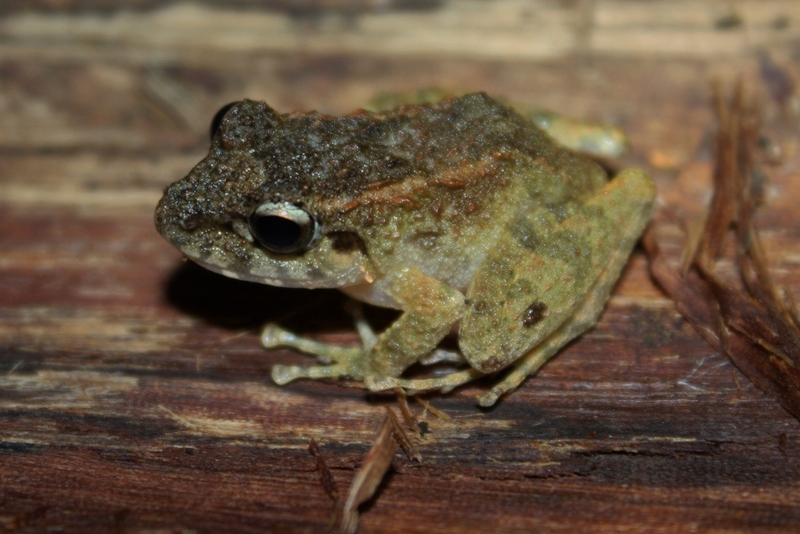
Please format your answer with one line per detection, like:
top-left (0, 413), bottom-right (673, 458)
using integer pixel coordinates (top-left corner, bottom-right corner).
top-left (3, 1), bottom-right (800, 532)
top-left (1, 1), bottom-right (799, 61)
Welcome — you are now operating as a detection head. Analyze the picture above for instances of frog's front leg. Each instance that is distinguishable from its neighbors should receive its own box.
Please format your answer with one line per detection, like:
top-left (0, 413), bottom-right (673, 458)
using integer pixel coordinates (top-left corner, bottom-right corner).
top-left (270, 267), bottom-right (466, 387)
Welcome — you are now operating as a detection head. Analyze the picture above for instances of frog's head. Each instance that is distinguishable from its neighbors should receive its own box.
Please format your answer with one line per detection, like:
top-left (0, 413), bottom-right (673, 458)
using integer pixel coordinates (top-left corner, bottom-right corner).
top-left (154, 99), bottom-right (377, 288)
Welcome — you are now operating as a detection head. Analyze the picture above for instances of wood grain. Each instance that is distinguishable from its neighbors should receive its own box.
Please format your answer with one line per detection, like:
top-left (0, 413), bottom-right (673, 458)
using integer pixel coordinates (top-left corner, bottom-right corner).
top-left (2, 1), bottom-right (800, 532)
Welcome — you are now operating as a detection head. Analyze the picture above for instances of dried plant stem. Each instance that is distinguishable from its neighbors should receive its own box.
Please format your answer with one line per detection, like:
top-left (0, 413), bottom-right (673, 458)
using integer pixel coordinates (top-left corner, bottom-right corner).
top-left (646, 78), bottom-right (800, 420)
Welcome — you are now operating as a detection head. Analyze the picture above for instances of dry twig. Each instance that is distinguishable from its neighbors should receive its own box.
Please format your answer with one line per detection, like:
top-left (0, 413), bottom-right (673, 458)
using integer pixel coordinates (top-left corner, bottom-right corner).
top-left (645, 78), bottom-right (800, 419)
top-left (308, 438), bottom-right (340, 530)
top-left (339, 413), bottom-right (400, 534)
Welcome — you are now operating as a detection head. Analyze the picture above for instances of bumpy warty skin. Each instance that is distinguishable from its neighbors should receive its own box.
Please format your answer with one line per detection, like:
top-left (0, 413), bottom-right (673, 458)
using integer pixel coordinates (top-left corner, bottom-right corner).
top-left (155, 93), bottom-right (607, 288)
top-left (155, 91), bottom-right (655, 405)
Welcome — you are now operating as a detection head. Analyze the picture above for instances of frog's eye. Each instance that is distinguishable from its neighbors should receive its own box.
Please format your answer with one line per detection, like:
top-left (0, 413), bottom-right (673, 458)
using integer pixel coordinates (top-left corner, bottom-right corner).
top-left (249, 202), bottom-right (319, 254)
top-left (210, 101), bottom-right (240, 140)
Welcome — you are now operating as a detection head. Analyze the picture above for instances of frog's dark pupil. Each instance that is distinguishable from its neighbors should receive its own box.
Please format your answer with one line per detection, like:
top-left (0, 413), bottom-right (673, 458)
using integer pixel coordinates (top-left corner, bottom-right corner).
top-left (252, 215), bottom-right (302, 250)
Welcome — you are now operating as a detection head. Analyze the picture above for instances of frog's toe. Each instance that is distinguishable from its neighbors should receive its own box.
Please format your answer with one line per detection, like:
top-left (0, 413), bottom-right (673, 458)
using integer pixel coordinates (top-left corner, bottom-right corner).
top-left (271, 364), bottom-right (303, 385)
top-left (261, 323), bottom-right (300, 349)
top-left (261, 323), bottom-right (362, 365)
top-left (271, 362), bottom-right (359, 385)
top-left (365, 369), bottom-right (484, 395)
top-left (477, 375), bottom-right (527, 406)
top-left (477, 387), bottom-right (503, 407)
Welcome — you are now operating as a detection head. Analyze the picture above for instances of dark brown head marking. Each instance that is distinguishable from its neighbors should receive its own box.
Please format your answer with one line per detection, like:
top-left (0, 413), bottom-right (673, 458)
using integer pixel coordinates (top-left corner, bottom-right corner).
top-left (328, 231), bottom-right (367, 253)
top-left (522, 301), bottom-right (548, 327)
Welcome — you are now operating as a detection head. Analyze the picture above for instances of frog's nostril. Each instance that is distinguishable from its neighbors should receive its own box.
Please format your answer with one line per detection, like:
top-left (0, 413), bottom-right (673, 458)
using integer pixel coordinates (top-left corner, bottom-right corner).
top-left (179, 215), bottom-right (199, 231)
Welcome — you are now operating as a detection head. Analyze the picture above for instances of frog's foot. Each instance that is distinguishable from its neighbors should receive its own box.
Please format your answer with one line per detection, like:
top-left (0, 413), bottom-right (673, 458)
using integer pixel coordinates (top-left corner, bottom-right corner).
top-left (365, 346), bottom-right (550, 404)
top-left (475, 174), bottom-right (654, 407)
top-left (476, 348), bottom-right (553, 407)
top-left (366, 368), bottom-right (484, 395)
top-left (262, 323), bottom-right (366, 385)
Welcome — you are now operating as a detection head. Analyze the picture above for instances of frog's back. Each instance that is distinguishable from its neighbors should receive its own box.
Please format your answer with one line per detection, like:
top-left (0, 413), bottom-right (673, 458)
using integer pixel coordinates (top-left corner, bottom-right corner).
top-left (321, 93), bottom-right (609, 293)
top-left (246, 93), bottom-right (605, 212)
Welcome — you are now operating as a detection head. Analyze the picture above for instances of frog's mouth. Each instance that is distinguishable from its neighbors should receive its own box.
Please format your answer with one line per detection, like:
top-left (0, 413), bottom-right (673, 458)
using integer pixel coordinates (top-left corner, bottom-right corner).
top-left (184, 247), bottom-right (370, 289)
top-left (160, 219), bottom-right (373, 290)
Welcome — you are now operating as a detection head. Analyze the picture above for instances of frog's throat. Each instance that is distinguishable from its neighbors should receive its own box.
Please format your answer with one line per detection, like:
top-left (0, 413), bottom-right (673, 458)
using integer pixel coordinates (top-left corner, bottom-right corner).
top-left (184, 252), bottom-right (371, 289)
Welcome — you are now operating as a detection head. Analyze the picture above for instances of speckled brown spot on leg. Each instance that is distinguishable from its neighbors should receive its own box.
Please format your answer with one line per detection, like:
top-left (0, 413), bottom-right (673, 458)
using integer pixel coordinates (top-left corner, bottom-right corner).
top-left (480, 355), bottom-right (504, 373)
top-left (522, 301), bottom-right (548, 327)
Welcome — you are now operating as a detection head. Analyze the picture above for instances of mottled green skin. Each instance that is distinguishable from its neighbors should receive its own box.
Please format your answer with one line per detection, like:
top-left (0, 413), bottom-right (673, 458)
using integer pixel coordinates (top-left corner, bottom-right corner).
top-left (155, 93), bottom-right (655, 405)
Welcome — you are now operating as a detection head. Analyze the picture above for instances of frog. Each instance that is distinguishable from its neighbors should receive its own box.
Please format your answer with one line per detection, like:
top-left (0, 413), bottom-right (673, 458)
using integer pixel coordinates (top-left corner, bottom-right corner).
top-left (155, 92), bottom-right (655, 407)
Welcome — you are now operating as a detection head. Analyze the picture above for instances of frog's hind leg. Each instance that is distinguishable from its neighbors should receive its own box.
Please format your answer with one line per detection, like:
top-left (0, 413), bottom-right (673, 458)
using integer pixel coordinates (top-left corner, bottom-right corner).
top-left (370, 170), bottom-right (654, 402)
top-left (521, 108), bottom-right (631, 159)
top-left (463, 168), bottom-right (655, 406)
top-left (476, 248), bottom-right (633, 407)
top-left (368, 219), bottom-right (642, 400)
